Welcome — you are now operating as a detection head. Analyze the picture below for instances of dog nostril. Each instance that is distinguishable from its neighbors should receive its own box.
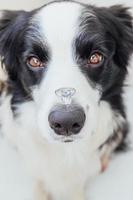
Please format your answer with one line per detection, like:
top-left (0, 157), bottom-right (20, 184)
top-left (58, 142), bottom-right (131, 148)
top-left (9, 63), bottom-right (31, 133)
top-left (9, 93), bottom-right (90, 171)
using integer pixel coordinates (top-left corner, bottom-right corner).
top-left (72, 123), bottom-right (80, 128)
top-left (54, 123), bottom-right (62, 129)
top-left (72, 123), bottom-right (80, 130)
top-left (72, 122), bottom-right (82, 134)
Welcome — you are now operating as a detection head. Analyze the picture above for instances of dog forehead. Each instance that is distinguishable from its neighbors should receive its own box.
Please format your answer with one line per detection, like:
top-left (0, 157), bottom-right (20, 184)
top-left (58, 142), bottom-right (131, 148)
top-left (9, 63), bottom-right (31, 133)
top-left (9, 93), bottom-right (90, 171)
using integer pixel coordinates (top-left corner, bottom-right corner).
top-left (34, 2), bottom-right (83, 47)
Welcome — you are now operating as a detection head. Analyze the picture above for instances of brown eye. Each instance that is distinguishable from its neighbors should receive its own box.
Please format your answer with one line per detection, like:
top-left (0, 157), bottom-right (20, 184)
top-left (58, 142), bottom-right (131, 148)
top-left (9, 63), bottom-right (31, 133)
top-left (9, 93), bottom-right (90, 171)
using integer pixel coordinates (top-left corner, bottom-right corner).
top-left (88, 53), bottom-right (103, 65)
top-left (27, 57), bottom-right (44, 68)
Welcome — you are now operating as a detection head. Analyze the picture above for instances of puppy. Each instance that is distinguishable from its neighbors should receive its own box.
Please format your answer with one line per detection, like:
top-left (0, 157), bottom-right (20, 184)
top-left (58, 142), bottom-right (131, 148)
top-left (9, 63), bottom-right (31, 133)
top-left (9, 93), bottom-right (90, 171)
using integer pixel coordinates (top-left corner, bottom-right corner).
top-left (0, 1), bottom-right (133, 199)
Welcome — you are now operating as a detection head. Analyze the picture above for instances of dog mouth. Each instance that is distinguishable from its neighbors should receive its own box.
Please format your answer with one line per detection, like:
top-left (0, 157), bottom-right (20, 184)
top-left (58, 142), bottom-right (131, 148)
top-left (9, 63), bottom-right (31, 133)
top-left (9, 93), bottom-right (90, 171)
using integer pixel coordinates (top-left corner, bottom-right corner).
top-left (52, 134), bottom-right (82, 143)
top-left (54, 136), bottom-right (74, 143)
top-left (63, 139), bottom-right (73, 143)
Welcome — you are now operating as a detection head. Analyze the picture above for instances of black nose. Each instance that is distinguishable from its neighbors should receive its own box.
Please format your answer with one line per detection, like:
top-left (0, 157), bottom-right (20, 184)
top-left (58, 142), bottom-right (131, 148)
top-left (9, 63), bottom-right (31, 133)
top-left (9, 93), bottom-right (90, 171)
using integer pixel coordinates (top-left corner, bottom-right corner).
top-left (48, 105), bottom-right (86, 136)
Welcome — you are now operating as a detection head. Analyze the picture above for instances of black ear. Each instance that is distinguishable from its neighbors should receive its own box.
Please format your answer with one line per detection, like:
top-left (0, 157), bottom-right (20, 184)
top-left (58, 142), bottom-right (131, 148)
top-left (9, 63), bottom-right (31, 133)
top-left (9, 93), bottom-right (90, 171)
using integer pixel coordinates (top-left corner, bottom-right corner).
top-left (109, 5), bottom-right (132, 28)
top-left (110, 5), bottom-right (133, 68)
top-left (109, 5), bottom-right (133, 50)
top-left (0, 10), bottom-right (28, 78)
top-left (95, 5), bottom-right (133, 68)
top-left (0, 10), bottom-right (21, 28)
top-left (0, 10), bottom-right (25, 54)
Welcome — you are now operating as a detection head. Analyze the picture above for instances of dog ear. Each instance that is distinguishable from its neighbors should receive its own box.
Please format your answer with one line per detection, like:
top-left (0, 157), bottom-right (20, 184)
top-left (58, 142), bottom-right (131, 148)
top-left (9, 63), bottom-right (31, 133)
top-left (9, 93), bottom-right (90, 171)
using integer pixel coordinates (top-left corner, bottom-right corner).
top-left (0, 10), bottom-right (27, 54)
top-left (109, 5), bottom-right (133, 49)
top-left (0, 10), bottom-right (20, 27)
top-left (0, 10), bottom-right (28, 78)
top-left (109, 5), bottom-right (132, 29)
top-left (109, 5), bottom-right (133, 68)
top-left (96, 5), bottom-right (133, 68)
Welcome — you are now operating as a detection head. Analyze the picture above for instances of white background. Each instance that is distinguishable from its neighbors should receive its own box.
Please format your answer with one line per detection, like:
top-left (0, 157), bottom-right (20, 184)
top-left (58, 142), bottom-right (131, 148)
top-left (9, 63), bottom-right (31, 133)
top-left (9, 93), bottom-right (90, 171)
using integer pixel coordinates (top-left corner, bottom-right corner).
top-left (0, 0), bottom-right (133, 10)
top-left (0, 0), bottom-right (133, 200)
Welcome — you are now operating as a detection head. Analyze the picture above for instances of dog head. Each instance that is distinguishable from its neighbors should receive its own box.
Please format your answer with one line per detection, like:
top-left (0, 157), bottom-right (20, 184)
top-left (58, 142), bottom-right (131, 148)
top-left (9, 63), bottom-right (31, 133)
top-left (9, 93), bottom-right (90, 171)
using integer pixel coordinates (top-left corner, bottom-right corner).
top-left (0, 1), bottom-right (133, 144)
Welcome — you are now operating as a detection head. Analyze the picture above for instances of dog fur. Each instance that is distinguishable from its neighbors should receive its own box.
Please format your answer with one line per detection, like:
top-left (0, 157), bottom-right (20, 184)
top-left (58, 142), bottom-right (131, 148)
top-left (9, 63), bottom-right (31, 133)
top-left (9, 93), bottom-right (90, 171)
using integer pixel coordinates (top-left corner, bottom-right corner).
top-left (0, 1), bottom-right (133, 199)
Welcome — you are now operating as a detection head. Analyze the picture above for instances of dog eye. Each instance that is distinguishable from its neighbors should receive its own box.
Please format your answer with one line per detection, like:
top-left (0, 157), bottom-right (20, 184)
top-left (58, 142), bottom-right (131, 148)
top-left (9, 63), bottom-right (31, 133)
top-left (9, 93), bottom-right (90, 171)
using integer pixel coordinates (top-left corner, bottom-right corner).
top-left (27, 57), bottom-right (45, 68)
top-left (88, 53), bottom-right (103, 66)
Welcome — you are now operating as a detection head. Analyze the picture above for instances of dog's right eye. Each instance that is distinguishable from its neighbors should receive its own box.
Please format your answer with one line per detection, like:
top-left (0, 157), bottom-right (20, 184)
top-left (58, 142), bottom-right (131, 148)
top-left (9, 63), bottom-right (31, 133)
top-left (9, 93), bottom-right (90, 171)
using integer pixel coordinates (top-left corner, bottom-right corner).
top-left (27, 56), bottom-right (45, 68)
top-left (88, 52), bottom-right (104, 66)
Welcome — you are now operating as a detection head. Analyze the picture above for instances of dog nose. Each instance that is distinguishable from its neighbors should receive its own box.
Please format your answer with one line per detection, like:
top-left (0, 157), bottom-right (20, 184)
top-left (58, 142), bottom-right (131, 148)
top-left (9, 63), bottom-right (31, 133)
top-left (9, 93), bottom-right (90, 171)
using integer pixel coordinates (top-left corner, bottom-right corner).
top-left (48, 105), bottom-right (86, 136)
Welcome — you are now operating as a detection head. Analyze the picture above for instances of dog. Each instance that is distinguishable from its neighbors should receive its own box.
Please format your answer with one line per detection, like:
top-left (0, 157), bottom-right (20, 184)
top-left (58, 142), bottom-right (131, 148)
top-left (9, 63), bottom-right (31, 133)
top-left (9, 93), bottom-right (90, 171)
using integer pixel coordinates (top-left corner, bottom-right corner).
top-left (0, 1), bottom-right (133, 199)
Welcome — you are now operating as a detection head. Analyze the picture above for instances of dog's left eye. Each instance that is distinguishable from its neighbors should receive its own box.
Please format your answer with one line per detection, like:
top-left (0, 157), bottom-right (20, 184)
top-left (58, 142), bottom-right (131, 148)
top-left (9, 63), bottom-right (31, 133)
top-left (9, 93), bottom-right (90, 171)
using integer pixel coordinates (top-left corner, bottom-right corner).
top-left (27, 56), bottom-right (45, 68)
top-left (88, 53), bottom-right (104, 66)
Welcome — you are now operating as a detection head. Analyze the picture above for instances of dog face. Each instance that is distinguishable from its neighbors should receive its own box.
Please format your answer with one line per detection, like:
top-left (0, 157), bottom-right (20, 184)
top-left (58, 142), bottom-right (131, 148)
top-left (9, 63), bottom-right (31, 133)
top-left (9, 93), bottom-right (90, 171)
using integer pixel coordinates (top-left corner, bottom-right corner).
top-left (0, 1), bottom-right (133, 144)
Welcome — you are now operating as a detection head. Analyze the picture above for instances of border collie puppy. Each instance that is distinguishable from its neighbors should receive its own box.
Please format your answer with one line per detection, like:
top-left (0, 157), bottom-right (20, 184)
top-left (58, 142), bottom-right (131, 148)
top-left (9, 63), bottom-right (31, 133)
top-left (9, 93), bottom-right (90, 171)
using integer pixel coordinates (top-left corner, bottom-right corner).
top-left (0, 1), bottom-right (133, 199)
